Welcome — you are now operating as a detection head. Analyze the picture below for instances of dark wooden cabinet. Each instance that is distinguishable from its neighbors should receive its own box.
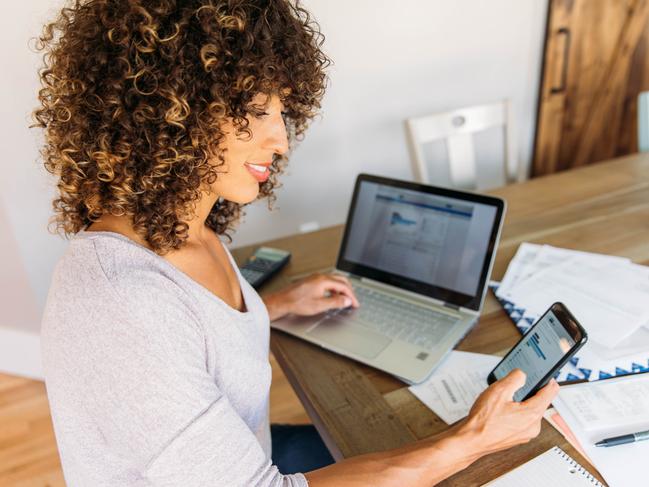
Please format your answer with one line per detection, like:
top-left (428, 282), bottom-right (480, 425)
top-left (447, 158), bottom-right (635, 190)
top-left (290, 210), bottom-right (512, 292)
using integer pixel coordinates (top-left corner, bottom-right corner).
top-left (533, 0), bottom-right (649, 176)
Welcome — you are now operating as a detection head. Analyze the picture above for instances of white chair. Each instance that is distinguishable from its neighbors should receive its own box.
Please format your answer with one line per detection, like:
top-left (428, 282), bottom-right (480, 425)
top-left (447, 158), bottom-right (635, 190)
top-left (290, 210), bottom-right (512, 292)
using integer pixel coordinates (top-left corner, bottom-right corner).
top-left (639, 91), bottom-right (649, 153)
top-left (404, 100), bottom-right (522, 190)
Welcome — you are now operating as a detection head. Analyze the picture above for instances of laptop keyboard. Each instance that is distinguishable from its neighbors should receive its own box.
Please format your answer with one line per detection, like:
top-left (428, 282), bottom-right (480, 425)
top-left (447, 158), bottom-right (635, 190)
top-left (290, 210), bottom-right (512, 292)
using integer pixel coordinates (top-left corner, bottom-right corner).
top-left (329, 284), bottom-right (460, 350)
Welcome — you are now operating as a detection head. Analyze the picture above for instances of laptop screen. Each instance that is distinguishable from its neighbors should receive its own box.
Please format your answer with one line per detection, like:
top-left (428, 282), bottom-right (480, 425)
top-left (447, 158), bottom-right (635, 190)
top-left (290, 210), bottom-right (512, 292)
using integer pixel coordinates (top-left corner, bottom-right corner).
top-left (337, 175), bottom-right (505, 311)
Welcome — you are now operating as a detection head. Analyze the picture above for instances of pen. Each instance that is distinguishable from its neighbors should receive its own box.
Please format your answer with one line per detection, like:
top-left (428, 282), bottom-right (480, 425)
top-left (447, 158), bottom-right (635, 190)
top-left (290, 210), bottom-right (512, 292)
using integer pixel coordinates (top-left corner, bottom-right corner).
top-left (595, 429), bottom-right (649, 447)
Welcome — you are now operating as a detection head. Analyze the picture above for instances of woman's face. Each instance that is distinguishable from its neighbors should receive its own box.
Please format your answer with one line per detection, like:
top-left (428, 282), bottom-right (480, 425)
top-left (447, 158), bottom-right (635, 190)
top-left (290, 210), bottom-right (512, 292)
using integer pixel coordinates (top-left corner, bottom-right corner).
top-left (211, 93), bottom-right (289, 204)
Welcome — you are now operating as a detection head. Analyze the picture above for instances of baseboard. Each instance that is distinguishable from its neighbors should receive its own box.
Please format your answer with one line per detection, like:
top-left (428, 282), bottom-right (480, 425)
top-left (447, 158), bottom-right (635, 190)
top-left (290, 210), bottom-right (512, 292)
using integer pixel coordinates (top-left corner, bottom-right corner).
top-left (0, 326), bottom-right (43, 380)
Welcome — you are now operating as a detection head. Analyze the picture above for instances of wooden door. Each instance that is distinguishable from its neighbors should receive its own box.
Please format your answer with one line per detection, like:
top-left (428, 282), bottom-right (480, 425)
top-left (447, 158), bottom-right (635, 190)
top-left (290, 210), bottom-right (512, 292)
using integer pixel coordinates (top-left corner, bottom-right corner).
top-left (533, 0), bottom-right (649, 176)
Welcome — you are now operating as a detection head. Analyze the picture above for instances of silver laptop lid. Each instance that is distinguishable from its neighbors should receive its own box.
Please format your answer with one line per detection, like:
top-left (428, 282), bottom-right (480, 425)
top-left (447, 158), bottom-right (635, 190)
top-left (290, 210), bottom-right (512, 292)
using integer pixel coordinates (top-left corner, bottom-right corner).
top-left (336, 174), bottom-right (506, 312)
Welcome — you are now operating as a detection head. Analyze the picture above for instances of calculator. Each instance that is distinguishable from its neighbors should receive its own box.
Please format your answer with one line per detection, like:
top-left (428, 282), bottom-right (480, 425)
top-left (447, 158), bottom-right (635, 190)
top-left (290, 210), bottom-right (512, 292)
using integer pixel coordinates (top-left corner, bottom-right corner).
top-left (239, 247), bottom-right (291, 289)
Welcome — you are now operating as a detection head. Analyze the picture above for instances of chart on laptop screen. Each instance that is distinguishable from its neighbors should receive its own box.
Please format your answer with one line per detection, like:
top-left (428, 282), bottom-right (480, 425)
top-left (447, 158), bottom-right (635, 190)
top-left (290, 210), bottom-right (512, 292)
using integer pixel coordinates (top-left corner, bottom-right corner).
top-left (344, 181), bottom-right (497, 297)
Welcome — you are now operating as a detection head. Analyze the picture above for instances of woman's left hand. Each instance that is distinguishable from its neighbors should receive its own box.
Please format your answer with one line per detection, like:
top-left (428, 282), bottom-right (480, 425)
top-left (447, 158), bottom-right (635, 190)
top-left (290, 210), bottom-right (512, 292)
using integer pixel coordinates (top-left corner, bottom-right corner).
top-left (263, 273), bottom-right (360, 321)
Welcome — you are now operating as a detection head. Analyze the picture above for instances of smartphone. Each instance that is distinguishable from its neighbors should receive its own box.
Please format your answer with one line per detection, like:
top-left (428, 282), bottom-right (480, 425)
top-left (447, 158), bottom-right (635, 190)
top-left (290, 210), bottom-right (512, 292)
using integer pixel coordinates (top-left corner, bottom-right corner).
top-left (487, 302), bottom-right (588, 402)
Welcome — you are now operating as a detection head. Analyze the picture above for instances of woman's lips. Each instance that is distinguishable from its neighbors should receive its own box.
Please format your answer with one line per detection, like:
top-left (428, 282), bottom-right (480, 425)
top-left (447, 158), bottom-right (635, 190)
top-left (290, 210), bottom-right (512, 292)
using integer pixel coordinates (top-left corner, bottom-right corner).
top-left (244, 162), bottom-right (271, 182)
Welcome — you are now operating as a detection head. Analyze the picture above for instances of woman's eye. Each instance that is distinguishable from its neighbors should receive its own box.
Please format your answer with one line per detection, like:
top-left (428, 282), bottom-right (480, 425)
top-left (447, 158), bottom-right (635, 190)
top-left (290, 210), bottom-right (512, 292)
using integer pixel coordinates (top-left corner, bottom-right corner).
top-left (252, 110), bottom-right (288, 121)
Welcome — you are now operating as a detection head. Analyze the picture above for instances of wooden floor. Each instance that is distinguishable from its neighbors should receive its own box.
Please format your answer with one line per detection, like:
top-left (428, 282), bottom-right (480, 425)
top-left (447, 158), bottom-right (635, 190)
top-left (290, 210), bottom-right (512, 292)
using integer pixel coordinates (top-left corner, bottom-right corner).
top-left (0, 355), bottom-right (309, 487)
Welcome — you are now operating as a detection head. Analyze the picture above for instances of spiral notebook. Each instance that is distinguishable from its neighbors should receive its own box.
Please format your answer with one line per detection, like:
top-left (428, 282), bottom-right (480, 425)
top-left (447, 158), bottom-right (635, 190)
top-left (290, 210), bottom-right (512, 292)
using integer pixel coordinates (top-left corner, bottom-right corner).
top-left (483, 446), bottom-right (604, 486)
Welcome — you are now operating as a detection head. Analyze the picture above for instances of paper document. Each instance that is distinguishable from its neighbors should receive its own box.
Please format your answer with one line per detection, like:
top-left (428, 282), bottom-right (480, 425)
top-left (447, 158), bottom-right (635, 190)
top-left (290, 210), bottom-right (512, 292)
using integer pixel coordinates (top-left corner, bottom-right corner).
top-left (507, 257), bottom-right (649, 347)
top-left (496, 243), bottom-right (542, 299)
top-left (409, 351), bottom-right (500, 425)
top-left (531, 245), bottom-right (627, 271)
top-left (558, 374), bottom-right (649, 432)
top-left (496, 244), bottom-right (628, 301)
top-left (553, 373), bottom-right (649, 487)
top-left (586, 325), bottom-right (649, 361)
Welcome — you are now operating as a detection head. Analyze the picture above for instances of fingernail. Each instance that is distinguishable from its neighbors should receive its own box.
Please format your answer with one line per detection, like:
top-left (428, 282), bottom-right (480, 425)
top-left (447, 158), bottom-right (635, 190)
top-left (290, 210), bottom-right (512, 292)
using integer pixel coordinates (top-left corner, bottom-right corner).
top-left (343, 297), bottom-right (352, 307)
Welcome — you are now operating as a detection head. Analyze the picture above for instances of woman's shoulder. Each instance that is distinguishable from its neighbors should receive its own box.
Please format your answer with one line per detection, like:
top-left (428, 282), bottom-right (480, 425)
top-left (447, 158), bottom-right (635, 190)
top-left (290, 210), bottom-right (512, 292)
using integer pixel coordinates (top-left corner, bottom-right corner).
top-left (42, 231), bottom-right (206, 343)
top-left (41, 233), bottom-right (216, 413)
top-left (50, 230), bottom-right (185, 299)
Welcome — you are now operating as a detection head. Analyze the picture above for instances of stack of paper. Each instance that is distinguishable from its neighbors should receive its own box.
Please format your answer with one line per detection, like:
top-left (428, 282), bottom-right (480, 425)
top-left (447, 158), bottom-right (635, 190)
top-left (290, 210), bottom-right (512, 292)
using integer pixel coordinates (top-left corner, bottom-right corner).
top-left (495, 243), bottom-right (649, 381)
top-left (552, 373), bottom-right (649, 487)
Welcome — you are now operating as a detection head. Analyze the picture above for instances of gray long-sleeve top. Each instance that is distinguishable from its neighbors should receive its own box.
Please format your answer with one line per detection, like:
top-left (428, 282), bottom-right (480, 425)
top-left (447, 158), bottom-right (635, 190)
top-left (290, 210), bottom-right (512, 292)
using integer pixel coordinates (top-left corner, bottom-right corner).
top-left (41, 230), bottom-right (308, 487)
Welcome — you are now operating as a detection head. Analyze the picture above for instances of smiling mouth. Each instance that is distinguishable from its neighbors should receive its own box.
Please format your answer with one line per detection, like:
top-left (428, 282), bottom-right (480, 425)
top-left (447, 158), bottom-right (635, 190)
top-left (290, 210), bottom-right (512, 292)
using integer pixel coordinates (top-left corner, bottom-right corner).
top-left (244, 162), bottom-right (271, 182)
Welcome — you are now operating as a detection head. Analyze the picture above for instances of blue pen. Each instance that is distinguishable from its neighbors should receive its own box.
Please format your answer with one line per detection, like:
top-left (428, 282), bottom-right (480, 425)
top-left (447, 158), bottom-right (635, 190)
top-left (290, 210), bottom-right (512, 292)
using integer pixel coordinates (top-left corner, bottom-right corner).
top-left (595, 429), bottom-right (649, 447)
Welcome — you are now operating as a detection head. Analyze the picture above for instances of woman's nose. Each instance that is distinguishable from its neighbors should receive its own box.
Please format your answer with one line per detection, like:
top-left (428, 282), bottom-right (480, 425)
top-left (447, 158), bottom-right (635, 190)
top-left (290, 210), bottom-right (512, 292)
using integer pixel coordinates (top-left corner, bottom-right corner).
top-left (269, 116), bottom-right (289, 156)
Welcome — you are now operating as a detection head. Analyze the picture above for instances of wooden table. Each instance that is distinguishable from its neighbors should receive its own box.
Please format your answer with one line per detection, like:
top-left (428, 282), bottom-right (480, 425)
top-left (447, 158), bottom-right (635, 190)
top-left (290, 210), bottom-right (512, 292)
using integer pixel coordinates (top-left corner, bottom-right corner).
top-left (231, 153), bottom-right (649, 485)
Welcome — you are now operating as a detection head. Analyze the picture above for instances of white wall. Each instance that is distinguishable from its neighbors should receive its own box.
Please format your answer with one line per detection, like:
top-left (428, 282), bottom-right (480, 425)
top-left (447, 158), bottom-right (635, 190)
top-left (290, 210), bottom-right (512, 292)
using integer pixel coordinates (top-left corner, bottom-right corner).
top-left (1, 0), bottom-right (65, 377)
top-left (0, 0), bottom-right (548, 375)
top-left (232, 0), bottom-right (548, 247)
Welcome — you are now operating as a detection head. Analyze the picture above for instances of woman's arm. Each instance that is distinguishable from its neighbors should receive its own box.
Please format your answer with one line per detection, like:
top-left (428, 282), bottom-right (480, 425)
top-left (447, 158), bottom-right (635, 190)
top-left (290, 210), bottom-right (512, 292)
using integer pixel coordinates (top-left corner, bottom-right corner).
top-left (264, 274), bottom-right (559, 485)
top-left (305, 423), bottom-right (483, 487)
top-left (305, 370), bottom-right (559, 487)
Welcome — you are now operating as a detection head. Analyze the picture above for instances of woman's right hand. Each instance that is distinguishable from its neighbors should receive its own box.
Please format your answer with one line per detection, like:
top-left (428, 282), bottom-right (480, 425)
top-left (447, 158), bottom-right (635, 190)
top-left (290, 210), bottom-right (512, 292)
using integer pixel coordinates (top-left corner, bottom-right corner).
top-left (305, 369), bottom-right (559, 487)
top-left (458, 369), bottom-right (560, 457)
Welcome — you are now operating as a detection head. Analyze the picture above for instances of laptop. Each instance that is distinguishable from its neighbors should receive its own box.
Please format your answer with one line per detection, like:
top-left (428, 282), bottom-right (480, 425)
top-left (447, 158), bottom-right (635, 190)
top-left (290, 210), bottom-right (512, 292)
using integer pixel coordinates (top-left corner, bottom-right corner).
top-left (271, 174), bottom-right (506, 383)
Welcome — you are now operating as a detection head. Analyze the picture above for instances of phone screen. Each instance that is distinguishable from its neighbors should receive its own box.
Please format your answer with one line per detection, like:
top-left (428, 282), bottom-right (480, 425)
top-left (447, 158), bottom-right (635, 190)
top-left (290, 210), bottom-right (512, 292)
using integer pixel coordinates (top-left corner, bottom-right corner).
top-left (492, 309), bottom-right (577, 401)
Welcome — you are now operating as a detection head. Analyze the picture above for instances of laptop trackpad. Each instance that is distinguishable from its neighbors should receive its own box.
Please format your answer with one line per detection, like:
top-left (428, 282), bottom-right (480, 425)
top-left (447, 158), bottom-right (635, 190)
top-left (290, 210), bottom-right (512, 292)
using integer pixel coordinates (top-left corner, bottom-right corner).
top-left (307, 318), bottom-right (391, 359)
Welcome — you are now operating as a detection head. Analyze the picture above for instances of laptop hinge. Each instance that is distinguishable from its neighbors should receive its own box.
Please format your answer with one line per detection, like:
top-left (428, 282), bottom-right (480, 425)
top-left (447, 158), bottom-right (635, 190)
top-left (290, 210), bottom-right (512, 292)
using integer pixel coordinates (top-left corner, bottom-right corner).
top-left (356, 276), bottom-right (447, 308)
top-left (355, 276), bottom-right (480, 316)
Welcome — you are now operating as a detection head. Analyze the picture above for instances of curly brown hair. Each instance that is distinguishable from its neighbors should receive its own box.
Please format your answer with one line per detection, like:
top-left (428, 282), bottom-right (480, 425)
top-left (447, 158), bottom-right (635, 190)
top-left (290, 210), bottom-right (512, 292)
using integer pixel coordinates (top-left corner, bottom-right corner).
top-left (32, 0), bottom-right (330, 253)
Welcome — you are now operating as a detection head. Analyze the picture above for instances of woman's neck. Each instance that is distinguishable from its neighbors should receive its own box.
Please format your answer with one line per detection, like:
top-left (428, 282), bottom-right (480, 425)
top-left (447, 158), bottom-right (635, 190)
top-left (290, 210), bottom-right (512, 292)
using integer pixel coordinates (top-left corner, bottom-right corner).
top-left (86, 214), bottom-right (210, 251)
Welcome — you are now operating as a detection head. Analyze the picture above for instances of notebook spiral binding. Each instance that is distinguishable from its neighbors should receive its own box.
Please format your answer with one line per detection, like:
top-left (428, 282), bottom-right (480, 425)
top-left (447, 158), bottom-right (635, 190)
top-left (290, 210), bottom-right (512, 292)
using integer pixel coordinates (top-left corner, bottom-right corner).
top-left (553, 447), bottom-right (604, 486)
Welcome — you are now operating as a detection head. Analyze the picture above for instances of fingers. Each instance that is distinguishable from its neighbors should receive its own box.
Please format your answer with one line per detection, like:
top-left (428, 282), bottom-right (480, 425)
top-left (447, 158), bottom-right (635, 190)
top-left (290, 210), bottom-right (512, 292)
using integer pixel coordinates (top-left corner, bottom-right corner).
top-left (298, 293), bottom-right (353, 316)
top-left (318, 293), bottom-right (353, 311)
top-left (327, 273), bottom-right (353, 288)
top-left (331, 275), bottom-right (359, 307)
top-left (523, 379), bottom-right (560, 411)
top-left (315, 275), bottom-right (359, 307)
top-left (495, 369), bottom-right (527, 399)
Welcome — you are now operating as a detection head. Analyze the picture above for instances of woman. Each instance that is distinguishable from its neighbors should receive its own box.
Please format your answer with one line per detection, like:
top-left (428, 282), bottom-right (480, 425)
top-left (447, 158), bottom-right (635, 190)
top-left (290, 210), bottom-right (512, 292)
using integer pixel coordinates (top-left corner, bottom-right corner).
top-left (35, 1), bottom-right (559, 486)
